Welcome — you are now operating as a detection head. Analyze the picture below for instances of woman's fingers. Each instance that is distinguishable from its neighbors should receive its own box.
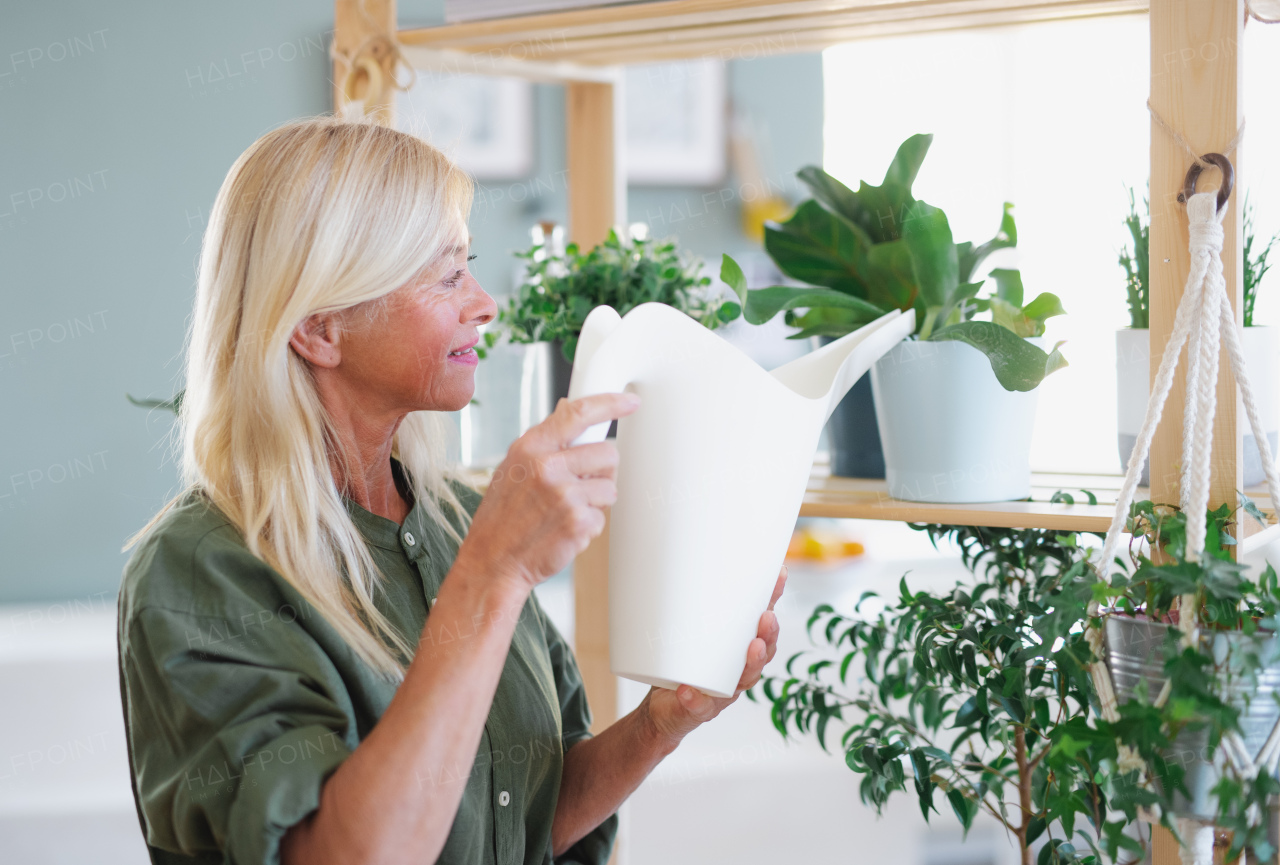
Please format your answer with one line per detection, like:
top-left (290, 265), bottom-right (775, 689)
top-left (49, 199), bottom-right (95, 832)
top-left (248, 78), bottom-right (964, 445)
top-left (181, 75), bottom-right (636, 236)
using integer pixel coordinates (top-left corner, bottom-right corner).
top-left (559, 441), bottom-right (620, 479)
top-left (735, 636), bottom-right (770, 693)
top-left (768, 565), bottom-right (788, 611)
top-left (576, 477), bottom-right (618, 509)
top-left (538, 393), bottom-right (640, 451)
top-left (758, 610), bottom-right (780, 664)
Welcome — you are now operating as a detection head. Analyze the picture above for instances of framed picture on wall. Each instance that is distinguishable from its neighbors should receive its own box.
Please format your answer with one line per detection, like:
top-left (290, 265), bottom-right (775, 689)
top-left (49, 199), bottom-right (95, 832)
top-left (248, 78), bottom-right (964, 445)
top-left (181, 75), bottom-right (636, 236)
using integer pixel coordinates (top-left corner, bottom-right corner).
top-left (395, 72), bottom-right (534, 180)
top-left (625, 59), bottom-right (726, 186)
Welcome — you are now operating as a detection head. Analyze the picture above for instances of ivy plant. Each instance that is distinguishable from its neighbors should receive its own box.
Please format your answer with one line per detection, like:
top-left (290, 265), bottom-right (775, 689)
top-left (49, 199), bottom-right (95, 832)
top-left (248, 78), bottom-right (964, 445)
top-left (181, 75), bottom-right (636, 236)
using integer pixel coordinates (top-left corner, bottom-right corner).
top-left (718, 134), bottom-right (1067, 392)
top-left (498, 228), bottom-right (740, 363)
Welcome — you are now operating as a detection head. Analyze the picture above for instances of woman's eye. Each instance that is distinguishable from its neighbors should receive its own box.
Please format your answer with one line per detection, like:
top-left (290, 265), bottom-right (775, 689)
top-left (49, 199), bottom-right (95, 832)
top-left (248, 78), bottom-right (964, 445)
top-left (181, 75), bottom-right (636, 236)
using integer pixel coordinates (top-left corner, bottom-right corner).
top-left (467, 253), bottom-right (477, 262)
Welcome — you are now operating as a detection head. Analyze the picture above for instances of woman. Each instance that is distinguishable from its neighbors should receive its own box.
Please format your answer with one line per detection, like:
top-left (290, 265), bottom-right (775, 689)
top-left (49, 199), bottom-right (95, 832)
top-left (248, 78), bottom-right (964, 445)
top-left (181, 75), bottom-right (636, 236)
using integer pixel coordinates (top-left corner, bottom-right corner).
top-left (117, 115), bottom-right (785, 865)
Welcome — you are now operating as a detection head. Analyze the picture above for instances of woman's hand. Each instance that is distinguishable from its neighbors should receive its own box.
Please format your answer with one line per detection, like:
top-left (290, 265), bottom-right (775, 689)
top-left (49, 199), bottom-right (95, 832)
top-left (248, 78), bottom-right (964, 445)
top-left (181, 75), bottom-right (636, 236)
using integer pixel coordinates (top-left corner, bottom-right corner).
top-left (643, 565), bottom-right (787, 746)
top-left (454, 392), bottom-right (640, 592)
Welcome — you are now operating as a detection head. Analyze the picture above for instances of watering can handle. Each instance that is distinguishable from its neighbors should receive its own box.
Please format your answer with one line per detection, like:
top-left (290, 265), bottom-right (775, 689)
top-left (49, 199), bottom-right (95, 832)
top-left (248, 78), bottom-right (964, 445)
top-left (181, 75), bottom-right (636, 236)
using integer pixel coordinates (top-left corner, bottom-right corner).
top-left (566, 305), bottom-right (630, 447)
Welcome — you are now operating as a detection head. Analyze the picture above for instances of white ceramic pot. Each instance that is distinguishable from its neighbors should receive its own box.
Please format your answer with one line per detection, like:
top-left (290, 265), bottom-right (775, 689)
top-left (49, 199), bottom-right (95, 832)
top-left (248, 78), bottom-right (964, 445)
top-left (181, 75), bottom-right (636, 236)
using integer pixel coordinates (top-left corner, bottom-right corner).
top-left (1116, 327), bottom-right (1278, 487)
top-left (870, 338), bottom-right (1039, 503)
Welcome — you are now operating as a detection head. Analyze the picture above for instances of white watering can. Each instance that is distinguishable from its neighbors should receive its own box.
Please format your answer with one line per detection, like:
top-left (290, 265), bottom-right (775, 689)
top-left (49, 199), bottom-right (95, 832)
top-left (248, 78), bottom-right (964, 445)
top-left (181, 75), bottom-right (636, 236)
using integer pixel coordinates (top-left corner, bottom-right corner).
top-left (567, 302), bottom-right (917, 697)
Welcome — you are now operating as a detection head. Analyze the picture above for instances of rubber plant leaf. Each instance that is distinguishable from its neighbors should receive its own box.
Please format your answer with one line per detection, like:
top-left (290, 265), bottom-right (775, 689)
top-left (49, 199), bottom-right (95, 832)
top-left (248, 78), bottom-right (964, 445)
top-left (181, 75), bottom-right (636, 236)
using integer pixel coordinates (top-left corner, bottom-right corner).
top-left (929, 321), bottom-right (1068, 391)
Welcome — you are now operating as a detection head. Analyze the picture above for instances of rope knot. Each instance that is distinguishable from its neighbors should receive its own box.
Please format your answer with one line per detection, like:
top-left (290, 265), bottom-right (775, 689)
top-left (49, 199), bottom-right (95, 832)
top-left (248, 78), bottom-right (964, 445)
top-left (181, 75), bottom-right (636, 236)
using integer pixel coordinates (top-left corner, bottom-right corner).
top-left (1186, 192), bottom-right (1225, 254)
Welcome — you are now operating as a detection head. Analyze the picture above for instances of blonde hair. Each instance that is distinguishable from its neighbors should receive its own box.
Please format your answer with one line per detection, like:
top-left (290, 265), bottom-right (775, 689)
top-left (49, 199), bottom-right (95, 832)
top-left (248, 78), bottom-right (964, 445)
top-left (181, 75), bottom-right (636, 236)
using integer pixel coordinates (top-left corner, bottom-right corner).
top-left (128, 115), bottom-right (479, 681)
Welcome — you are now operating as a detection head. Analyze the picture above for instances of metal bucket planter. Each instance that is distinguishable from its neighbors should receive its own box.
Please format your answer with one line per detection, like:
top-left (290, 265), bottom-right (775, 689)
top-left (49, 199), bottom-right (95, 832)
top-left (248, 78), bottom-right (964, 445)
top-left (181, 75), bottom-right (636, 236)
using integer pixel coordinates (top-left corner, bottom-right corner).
top-left (1104, 615), bottom-right (1280, 819)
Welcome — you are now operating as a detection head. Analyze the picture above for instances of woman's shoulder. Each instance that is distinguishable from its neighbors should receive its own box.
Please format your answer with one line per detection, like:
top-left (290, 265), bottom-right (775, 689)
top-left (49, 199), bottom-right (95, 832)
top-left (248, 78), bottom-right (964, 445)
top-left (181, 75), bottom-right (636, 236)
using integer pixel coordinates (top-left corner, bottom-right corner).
top-left (118, 487), bottom-right (284, 629)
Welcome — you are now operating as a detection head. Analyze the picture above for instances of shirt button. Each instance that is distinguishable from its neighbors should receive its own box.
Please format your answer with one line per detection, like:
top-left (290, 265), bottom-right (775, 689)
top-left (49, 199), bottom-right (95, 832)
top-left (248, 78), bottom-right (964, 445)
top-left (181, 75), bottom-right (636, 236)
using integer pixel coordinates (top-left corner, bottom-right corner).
top-left (498, 790), bottom-right (510, 807)
top-left (430, 597), bottom-right (437, 609)
top-left (404, 532), bottom-right (416, 546)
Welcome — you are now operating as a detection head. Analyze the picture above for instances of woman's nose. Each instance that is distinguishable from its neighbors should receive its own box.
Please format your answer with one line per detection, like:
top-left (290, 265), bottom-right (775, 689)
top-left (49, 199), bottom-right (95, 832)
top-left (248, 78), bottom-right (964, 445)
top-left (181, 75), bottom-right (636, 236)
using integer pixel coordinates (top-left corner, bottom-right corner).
top-left (466, 277), bottom-right (497, 326)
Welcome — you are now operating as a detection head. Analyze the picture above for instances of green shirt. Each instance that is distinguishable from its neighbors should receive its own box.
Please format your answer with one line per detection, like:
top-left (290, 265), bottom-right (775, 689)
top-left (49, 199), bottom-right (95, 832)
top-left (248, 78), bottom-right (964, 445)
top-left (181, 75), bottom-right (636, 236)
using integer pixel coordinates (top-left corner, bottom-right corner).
top-left (116, 461), bottom-right (617, 865)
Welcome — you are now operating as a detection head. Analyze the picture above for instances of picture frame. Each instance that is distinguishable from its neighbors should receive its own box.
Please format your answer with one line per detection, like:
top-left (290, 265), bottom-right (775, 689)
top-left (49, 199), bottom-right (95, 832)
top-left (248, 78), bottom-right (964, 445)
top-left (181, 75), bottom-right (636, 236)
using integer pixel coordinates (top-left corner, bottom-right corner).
top-left (395, 70), bottom-right (534, 180)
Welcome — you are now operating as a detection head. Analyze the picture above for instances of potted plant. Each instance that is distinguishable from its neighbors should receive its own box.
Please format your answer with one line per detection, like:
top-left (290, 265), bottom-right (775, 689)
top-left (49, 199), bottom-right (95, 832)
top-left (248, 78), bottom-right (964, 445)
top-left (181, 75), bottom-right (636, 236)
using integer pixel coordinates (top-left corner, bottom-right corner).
top-left (1095, 498), bottom-right (1280, 861)
top-left (1116, 190), bottom-right (1279, 486)
top-left (498, 225), bottom-right (741, 406)
top-left (758, 507), bottom-right (1280, 863)
top-left (721, 134), bottom-right (1067, 502)
top-left (756, 522), bottom-right (1153, 864)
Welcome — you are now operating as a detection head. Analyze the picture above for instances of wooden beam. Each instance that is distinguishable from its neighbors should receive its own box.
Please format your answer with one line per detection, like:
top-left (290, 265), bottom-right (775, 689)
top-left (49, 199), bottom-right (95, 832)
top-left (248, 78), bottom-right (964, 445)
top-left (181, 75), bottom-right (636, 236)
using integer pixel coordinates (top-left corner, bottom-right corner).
top-left (398, 0), bottom-right (1147, 65)
top-left (334, 0), bottom-right (398, 124)
top-left (1148, 0), bottom-right (1243, 519)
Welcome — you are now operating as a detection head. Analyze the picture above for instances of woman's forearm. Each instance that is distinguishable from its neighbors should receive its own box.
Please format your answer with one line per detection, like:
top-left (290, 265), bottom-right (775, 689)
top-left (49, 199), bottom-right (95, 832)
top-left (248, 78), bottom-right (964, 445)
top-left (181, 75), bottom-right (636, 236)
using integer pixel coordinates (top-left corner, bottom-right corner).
top-left (550, 690), bottom-right (681, 856)
top-left (282, 554), bottom-right (530, 865)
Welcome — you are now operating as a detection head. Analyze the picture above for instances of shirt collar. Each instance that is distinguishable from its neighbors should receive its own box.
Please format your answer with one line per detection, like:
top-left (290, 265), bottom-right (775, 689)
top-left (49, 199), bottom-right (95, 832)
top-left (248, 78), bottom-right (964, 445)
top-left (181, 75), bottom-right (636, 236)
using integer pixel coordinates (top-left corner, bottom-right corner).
top-left (342, 458), bottom-right (428, 559)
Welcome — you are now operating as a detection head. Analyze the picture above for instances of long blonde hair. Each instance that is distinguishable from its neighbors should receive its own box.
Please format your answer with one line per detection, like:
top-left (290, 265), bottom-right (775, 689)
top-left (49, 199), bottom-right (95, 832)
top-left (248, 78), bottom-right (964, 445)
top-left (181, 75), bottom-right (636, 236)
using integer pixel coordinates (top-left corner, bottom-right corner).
top-left (128, 115), bottom-right (478, 681)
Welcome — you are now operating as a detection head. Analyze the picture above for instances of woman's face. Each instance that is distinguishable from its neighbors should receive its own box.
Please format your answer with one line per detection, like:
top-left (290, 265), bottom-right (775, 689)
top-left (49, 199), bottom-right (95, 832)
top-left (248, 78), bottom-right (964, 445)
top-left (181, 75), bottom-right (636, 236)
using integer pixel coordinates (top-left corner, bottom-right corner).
top-left (338, 235), bottom-right (497, 415)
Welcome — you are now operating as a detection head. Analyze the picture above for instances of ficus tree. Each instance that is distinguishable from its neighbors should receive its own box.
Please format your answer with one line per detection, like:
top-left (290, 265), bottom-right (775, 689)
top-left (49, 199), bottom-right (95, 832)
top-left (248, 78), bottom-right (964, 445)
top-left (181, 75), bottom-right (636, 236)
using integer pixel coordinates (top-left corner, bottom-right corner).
top-left (754, 523), bottom-right (1152, 865)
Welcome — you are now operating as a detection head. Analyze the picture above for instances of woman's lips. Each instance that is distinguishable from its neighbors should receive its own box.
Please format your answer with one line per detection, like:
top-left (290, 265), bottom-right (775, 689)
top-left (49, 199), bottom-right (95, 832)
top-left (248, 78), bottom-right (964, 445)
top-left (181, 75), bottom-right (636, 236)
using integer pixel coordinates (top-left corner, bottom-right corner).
top-left (447, 342), bottom-right (478, 365)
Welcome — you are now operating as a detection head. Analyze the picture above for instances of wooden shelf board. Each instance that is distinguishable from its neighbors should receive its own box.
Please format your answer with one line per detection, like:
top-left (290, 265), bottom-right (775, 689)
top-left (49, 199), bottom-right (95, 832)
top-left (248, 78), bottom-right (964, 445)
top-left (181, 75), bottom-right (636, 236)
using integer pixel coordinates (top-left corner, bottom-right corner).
top-left (399, 0), bottom-right (1148, 66)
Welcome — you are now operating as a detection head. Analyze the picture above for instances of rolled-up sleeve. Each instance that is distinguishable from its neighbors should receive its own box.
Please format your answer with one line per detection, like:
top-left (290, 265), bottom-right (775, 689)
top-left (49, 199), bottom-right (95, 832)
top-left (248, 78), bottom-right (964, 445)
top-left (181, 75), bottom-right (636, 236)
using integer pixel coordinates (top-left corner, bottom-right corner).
top-left (121, 603), bottom-right (355, 865)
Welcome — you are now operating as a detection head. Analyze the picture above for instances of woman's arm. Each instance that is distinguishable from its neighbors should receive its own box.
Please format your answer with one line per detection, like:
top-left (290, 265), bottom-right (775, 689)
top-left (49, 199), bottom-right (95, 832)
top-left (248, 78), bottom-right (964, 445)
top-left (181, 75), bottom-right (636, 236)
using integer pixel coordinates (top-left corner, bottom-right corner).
top-left (281, 393), bottom-right (639, 865)
top-left (550, 567), bottom-right (786, 855)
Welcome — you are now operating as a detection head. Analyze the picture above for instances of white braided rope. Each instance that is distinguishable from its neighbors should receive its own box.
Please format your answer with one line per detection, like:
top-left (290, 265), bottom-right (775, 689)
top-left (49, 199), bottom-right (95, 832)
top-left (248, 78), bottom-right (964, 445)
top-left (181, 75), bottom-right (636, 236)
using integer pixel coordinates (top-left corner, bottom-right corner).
top-left (1085, 192), bottom-right (1280, 864)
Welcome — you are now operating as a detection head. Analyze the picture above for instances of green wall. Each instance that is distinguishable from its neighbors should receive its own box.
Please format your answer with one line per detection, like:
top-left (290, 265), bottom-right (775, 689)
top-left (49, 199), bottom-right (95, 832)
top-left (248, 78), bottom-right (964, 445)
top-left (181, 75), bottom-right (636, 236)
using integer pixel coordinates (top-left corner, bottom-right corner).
top-left (0, 0), bottom-right (822, 604)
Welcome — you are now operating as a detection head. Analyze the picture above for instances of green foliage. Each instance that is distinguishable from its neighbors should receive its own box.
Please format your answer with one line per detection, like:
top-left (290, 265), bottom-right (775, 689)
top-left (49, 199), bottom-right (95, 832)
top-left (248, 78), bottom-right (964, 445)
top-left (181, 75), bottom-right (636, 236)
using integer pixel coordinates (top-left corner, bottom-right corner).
top-left (719, 134), bottom-right (1066, 393)
top-left (127, 391), bottom-right (183, 416)
top-left (1244, 194), bottom-right (1279, 329)
top-left (1118, 187), bottom-right (1150, 329)
top-left (1120, 188), bottom-right (1278, 329)
top-left (1098, 497), bottom-right (1280, 860)
top-left (757, 524), bottom-right (1149, 864)
top-left (499, 229), bottom-right (739, 362)
top-left (760, 504), bottom-right (1280, 862)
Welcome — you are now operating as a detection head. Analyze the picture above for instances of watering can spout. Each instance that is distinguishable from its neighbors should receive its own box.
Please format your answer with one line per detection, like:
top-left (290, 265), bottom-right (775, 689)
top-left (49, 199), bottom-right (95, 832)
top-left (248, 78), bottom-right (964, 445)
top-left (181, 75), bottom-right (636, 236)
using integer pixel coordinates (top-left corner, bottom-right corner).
top-left (769, 307), bottom-right (917, 424)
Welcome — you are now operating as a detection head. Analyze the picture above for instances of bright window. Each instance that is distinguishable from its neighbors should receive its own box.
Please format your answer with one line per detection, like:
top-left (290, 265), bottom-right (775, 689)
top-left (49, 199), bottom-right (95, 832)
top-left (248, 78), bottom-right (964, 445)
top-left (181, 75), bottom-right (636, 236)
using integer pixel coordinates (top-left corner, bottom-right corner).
top-left (823, 16), bottom-right (1280, 474)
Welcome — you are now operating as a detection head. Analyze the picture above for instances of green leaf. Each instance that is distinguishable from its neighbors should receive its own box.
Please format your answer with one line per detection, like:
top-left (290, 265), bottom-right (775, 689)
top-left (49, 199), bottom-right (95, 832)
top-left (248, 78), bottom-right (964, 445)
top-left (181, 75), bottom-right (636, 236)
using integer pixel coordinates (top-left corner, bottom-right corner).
top-left (883, 134), bottom-right (933, 190)
top-left (764, 200), bottom-right (872, 295)
top-left (946, 789), bottom-right (978, 834)
top-left (716, 301), bottom-right (741, 323)
top-left (742, 286), bottom-right (887, 327)
top-left (960, 202), bottom-right (1017, 282)
top-left (928, 321), bottom-right (1068, 391)
top-left (989, 268), bottom-right (1024, 307)
top-left (901, 202), bottom-right (959, 312)
top-left (1022, 292), bottom-right (1067, 326)
top-left (719, 254), bottom-right (747, 305)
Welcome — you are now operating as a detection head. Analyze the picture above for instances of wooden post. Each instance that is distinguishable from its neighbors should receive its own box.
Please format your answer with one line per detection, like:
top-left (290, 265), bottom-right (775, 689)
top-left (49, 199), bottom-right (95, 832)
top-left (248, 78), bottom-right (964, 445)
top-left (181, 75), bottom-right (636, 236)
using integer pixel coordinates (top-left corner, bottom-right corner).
top-left (565, 81), bottom-right (627, 248)
top-left (1148, 2), bottom-right (1244, 864)
top-left (566, 78), bottom-right (626, 733)
top-left (1148, 0), bottom-right (1244, 512)
top-left (333, 0), bottom-right (398, 125)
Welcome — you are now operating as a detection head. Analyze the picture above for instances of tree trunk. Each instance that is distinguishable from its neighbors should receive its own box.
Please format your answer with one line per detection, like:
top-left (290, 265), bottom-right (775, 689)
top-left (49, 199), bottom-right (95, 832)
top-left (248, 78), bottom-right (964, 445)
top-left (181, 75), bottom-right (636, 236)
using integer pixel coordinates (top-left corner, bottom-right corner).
top-left (1016, 726), bottom-right (1032, 865)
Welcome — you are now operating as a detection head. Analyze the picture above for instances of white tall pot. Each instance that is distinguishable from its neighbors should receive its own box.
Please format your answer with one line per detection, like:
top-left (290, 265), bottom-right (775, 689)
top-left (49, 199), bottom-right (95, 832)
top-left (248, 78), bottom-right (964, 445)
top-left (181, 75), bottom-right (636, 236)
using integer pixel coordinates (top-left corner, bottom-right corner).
top-left (871, 339), bottom-right (1039, 503)
top-left (1116, 327), bottom-right (1278, 487)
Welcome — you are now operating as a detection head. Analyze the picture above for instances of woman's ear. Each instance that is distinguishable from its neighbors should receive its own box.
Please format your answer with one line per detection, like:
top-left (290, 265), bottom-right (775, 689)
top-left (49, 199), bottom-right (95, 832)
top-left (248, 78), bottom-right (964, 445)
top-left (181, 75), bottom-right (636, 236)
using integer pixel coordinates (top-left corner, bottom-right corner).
top-left (289, 312), bottom-right (343, 369)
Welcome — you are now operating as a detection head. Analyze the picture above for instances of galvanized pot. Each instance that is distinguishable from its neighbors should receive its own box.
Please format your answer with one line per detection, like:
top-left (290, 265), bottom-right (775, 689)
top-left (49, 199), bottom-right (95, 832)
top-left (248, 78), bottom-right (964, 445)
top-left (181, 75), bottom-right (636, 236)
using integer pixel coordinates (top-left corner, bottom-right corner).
top-left (1104, 616), bottom-right (1280, 819)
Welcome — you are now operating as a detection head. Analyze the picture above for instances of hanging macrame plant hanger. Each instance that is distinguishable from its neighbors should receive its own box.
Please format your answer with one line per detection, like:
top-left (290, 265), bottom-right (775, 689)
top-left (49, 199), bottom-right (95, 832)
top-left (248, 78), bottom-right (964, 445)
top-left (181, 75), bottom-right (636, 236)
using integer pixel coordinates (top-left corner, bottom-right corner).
top-left (1085, 152), bottom-right (1280, 864)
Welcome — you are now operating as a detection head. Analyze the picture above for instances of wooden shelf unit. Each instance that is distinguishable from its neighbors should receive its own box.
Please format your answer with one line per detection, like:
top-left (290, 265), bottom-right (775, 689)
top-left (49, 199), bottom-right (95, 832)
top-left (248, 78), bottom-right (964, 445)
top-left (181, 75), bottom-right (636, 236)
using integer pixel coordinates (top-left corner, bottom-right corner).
top-left (334, 2), bottom-right (1262, 859)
